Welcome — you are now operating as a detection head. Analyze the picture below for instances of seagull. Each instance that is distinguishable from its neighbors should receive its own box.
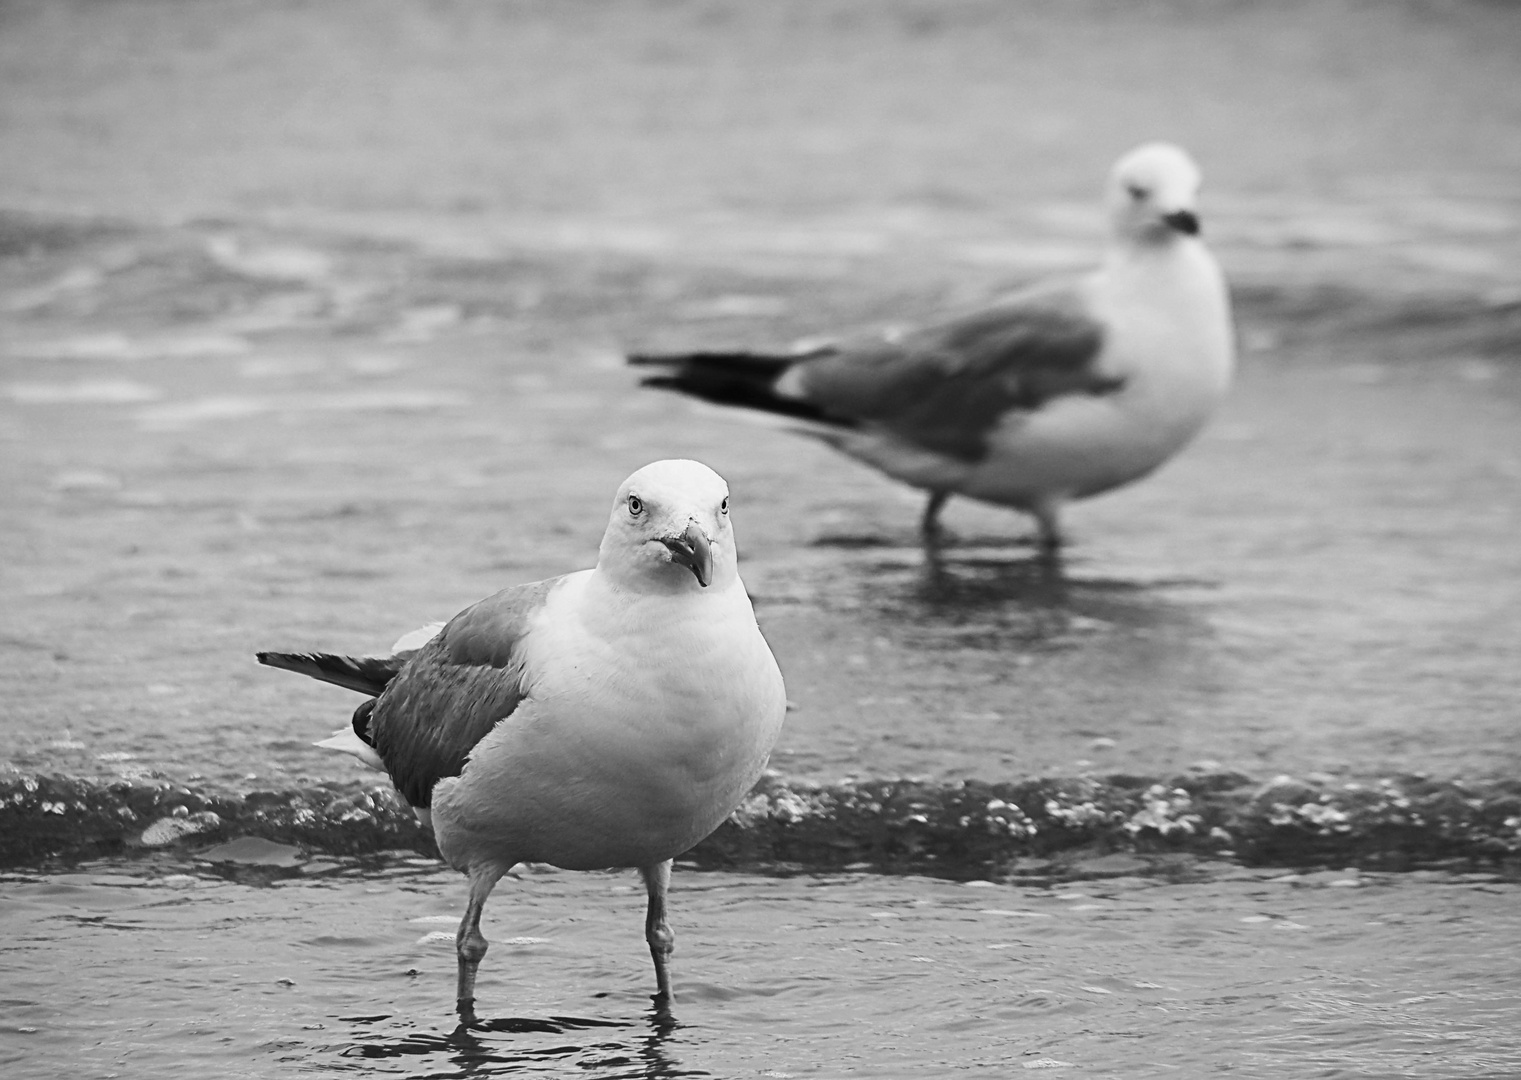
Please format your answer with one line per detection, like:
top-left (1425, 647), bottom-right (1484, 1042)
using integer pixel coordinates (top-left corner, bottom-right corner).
top-left (630, 142), bottom-right (1234, 551)
top-left (256, 459), bottom-right (787, 1013)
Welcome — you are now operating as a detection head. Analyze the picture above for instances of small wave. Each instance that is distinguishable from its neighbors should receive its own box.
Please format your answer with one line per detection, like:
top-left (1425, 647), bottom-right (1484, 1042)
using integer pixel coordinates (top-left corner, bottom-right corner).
top-left (1, 770), bottom-right (1517, 875)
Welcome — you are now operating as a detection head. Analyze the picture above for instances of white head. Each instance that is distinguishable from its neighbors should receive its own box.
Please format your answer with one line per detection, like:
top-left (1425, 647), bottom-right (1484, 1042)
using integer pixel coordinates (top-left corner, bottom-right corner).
top-left (1104, 142), bottom-right (1205, 246)
top-left (597, 459), bottom-right (738, 594)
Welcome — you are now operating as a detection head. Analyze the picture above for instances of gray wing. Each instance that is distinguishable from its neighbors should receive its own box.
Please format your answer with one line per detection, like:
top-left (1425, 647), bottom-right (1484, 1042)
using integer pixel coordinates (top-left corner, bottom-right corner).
top-left (794, 282), bottom-right (1115, 461)
top-left (369, 577), bottom-right (557, 808)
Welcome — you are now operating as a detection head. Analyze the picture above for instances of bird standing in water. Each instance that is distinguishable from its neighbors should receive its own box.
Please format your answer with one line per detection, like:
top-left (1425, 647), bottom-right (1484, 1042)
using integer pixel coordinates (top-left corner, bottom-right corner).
top-left (631, 142), bottom-right (1234, 552)
top-left (258, 460), bottom-right (787, 1013)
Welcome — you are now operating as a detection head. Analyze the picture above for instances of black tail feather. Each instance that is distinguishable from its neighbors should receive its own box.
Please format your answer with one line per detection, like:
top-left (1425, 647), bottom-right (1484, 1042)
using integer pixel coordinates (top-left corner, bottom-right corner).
top-left (256, 651), bottom-right (404, 697)
top-left (628, 350), bottom-right (800, 378)
top-left (629, 350), bottom-right (848, 425)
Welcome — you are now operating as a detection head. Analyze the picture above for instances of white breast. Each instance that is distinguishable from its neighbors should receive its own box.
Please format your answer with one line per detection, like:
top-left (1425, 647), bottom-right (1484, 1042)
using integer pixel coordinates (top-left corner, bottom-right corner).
top-left (966, 243), bottom-right (1233, 507)
top-left (430, 573), bottom-right (787, 873)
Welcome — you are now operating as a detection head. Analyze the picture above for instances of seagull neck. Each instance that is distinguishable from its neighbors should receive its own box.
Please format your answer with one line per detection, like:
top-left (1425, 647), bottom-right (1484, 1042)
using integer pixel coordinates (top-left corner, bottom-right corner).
top-left (590, 563), bottom-right (741, 604)
top-left (1104, 236), bottom-right (1221, 295)
top-left (1108, 231), bottom-right (1191, 266)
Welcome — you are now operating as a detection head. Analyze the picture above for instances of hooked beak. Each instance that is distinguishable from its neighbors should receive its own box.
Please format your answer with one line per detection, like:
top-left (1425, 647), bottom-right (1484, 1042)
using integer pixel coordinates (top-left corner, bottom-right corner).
top-left (1161, 209), bottom-right (1200, 236)
top-left (659, 522), bottom-right (713, 588)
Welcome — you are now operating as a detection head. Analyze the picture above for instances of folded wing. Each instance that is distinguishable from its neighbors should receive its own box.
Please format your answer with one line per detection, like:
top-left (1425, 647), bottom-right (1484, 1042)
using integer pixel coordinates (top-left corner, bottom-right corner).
top-left (369, 578), bottom-right (556, 808)
top-left (794, 283), bottom-right (1114, 461)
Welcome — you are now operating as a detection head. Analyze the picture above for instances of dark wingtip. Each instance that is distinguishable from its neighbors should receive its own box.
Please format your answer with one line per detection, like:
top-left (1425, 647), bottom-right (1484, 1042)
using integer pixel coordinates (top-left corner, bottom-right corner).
top-left (630, 353), bottom-right (850, 427)
top-left (254, 650), bottom-right (400, 696)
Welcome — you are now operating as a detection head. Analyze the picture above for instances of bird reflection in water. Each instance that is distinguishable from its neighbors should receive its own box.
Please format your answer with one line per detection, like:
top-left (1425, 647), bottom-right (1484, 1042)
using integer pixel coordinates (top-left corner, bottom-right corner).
top-left (890, 537), bottom-right (1210, 650)
top-left (340, 1001), bottom-right (687, 1078)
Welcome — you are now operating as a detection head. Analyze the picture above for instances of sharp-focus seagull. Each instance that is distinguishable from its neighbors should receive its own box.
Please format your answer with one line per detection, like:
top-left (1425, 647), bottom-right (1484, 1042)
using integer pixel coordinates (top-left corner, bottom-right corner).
top-left (630, 142), bottom-right (1234, 551)
top-left (257, 460), bottom-right (787, 1012)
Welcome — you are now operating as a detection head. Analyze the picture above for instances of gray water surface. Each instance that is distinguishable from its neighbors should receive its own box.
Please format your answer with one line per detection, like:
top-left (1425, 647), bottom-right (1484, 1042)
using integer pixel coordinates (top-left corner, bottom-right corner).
top-left (4, 173), bottom-right (1520, 1080)
top-left (4, 857), bottom-right (1519, 1079)
top-left (3, 310), bottom-right (1517, 789)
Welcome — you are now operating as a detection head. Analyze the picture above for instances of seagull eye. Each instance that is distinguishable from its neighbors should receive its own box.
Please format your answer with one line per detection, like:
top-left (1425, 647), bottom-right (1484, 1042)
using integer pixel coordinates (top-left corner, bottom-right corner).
top-left (1126, 183), bottom-right (1148, 201)
top-left (627, 495), bottom-right (644, 517)
top-left (719, 496), bottom-right (729, 515)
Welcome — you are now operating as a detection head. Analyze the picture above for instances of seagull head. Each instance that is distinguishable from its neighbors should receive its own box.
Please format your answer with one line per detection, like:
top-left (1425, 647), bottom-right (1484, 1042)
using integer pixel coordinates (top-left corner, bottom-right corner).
top-left (1105, 142), bottom-right (1205, 246)
top-left (598, 459), bottom-right (738, 593)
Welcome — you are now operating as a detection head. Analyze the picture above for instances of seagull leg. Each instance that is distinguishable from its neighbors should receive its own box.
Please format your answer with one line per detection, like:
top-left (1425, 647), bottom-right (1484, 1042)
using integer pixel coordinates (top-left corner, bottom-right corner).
top-left (1032, 502), bottom-right (1065, 554)
top-left (639, 860), bottom-right (676, 1002)
top-left (921, 491), bottom-right (951, 543)
top-left (456, 864), bottom-right (505, 1014)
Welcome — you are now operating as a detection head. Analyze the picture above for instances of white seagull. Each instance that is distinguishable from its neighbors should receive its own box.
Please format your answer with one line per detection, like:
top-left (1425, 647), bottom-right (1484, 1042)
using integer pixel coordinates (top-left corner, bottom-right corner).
top-left (257, 460), bottom-right (787, 1012)
top-left (630, 142), bottom-right (1235, 551)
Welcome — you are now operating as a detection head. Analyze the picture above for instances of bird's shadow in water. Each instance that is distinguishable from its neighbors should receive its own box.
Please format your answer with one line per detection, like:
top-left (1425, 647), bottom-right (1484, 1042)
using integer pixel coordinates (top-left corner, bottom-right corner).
top-left (337, 999), bottom-right (689, 1078)
top-left (920, 540), bottom-right (1070, 609)
top-left (826, 532), bottom-right (1216, 648)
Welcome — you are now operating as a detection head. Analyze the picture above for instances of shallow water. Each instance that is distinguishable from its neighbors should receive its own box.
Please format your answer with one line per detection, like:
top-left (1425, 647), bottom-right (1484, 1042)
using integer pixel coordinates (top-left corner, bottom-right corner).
top-left (3, 0), bottom-right (1520, 795)
top-left (2, 306), bottom-right (1518, 790)
top-left (4, 857), bottom-right (1520, 1079)
top-left (754, 351), bottom-right (1521, 784)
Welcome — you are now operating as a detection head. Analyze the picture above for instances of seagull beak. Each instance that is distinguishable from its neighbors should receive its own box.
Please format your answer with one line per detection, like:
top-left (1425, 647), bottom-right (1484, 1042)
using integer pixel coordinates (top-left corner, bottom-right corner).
top-left (1162, 209), bottom-right (1201, 236)
top-left (660, 522), bottom-right (713, 588)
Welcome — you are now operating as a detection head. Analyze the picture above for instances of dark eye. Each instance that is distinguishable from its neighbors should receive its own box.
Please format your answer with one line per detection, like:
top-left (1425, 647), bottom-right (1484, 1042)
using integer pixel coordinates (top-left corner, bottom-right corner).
top-left (627, 494), bottom-right (644, 517)
top-left (1126, 183), bottom-right (1147, 201)
top-left (719, 496), bottom-right (729, 515)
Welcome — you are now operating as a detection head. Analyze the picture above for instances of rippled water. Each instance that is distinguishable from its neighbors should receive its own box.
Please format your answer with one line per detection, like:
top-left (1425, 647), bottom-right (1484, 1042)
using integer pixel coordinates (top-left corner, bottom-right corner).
top-left (5, 133), bottom-right (1521, 1080)
top-left (3, 3), bottom-right (1520, 796)
top-left (4, 857), bottom-right (1519, 1079)
top-left (4, 317), bottom-right (1516, 790)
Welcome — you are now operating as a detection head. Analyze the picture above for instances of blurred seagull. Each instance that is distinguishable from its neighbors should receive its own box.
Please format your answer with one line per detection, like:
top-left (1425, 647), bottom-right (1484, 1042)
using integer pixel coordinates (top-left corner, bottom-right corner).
top-left (630, 142), bottom-right (1234, 551)
top-left (257, 460), bottom-right (786, 1013)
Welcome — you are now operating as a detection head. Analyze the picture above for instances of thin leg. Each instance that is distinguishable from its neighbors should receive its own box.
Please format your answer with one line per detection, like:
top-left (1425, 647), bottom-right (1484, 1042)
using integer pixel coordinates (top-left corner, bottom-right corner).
top-left (1032, 502), bottom-right (1064, 554)
top-left (456, 864), bottom-right (506, 1014)
top-left (921, 490), bottom-right (951, 542)
top-left (639, 860), bottom-right (676, 1002)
